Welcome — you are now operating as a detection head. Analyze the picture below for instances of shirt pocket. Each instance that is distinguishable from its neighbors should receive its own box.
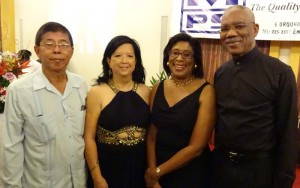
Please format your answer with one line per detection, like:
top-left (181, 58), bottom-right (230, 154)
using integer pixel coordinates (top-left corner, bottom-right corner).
top-left (69, 111), bottom-right (86, 136)
top-left (24, 114), bottom-right (57, 143)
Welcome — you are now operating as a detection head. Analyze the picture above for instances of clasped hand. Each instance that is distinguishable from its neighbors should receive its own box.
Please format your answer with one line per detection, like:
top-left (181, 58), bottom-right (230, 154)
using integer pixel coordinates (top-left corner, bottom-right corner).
top-left (145, 167), bottom-right (161, 188)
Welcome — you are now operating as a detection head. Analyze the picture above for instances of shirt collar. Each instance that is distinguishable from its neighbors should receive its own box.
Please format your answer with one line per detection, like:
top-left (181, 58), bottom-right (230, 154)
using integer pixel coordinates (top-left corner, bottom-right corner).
top-left (233, 47), bottom-right (260, 65)
top-left (32, 69), bottom-right (80, 91)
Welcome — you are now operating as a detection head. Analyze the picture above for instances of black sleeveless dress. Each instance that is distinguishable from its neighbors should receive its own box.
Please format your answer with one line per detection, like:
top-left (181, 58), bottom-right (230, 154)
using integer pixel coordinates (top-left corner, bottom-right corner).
top-left (152, 81), bottom-right (211, 188)
top-left (87, 83), bottom-right (149, 188)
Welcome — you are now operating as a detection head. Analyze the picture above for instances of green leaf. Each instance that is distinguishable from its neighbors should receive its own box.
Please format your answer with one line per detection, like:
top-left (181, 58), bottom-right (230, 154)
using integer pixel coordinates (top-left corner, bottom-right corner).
top-left (149, 71), bottom-right (167, 86)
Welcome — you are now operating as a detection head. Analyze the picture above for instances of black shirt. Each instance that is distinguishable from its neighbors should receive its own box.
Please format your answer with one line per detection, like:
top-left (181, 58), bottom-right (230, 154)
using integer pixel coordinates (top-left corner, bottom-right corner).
top-left (214, 47), bottom-right (298, 186)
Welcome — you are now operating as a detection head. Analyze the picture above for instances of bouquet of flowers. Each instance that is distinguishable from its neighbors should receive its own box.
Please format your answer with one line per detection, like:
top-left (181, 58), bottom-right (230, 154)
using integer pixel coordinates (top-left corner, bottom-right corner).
top-left (0, 51), bottom-right (29, 113)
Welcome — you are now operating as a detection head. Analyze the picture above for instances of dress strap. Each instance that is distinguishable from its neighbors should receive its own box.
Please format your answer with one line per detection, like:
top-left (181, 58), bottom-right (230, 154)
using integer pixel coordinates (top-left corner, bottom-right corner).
top-left (107, 80), bottom-right (138, 93)
top-left (107, 80), bottom-right (119, 93)
top-left (201, 81), bottom-right (210, 89)
top-left (132, 82), bottom-right (138, 92)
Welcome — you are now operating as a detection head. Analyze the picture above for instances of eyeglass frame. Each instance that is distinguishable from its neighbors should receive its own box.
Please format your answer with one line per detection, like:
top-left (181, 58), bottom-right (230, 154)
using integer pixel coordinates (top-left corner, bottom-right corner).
top-left (169, 49), bottom-right (193, 60)
top-left (38, 39), bottom-right (72, 51)
top-left (219, 22), bottom-right (255, 34)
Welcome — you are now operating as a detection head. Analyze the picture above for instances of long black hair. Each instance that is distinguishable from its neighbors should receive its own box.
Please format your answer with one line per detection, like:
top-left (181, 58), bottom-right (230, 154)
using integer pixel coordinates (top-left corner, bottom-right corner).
top-left (96, 35), bottom-right (146, 84)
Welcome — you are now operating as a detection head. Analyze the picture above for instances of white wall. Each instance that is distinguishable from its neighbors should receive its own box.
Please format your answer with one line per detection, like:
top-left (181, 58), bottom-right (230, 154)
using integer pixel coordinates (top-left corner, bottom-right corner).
top-left (14, 0), bottom-right (177, 86)
top-left (14, 0), bottom-right (294, 86)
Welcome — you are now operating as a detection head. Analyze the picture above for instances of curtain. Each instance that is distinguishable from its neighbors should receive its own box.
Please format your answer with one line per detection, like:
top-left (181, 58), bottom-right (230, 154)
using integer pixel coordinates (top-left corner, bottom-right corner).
top-left (298, 63), bottom-right (300, 117)
top-left (199, 38), bottom-right (231, 84)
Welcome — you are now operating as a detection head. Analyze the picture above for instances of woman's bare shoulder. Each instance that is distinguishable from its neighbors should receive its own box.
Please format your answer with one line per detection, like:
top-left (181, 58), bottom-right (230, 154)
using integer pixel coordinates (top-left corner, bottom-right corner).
top-left (137, 83), bottom-right (151, 104)
top-left (87, 83), bottom-right (109, 97)
top-left (138, 83), bottom-right (151, 93)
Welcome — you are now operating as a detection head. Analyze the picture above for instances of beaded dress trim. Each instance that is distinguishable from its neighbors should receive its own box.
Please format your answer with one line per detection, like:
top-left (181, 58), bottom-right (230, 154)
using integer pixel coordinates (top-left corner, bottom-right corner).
top-left (97, 125), bottom-right (146, 146)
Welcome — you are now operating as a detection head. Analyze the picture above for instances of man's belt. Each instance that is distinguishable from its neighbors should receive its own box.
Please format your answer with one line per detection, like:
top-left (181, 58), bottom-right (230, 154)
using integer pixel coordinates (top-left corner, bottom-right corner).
top-left (219, 147), bottom-right (273, 164)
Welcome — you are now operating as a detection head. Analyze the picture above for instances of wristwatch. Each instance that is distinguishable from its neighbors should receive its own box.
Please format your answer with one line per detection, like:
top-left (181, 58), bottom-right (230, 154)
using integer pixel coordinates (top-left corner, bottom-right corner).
top-left (156, 166), bottom-right (161, 176)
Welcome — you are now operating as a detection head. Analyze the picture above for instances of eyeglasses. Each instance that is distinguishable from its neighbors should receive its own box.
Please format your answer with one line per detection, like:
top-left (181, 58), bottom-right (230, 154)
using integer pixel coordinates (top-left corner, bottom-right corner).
top-left (169, 49), bottom-right (193, 60)
top-left (219, 22), bottom-right (254, 34)
top-left (39, 40), bottom-right (71, 51)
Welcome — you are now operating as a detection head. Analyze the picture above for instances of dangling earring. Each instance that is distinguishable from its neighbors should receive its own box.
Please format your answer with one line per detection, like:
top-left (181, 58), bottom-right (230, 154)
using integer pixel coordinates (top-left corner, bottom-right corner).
top-left (167, 62), bottom-right (170, 66)
top-left (109, 68), bottom-right (112, 77)
top-left (194, 64), bottom-right (197, 69)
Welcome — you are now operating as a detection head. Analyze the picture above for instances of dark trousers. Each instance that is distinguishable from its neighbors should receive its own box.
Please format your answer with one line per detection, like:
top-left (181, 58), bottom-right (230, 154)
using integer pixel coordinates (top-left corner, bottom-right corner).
top-left (210, 149), bottom-right (274, 188)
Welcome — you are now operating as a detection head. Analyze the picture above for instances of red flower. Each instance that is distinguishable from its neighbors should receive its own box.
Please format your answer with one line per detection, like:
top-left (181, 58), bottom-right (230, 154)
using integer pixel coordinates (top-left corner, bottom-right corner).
top-left (1, 90), bottom-right (6, 95)
top-left (0, 60), bottom-right (7, 76)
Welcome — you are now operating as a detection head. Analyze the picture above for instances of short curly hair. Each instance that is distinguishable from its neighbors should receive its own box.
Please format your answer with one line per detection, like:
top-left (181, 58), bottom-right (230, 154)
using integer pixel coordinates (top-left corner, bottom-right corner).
top-left (163, 32), bottom-right (203, 78)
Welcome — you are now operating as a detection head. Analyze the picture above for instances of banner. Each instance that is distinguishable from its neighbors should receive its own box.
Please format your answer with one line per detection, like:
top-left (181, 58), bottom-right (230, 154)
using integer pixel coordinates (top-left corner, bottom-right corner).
top-left (180, 0), bottom-right (300, 41)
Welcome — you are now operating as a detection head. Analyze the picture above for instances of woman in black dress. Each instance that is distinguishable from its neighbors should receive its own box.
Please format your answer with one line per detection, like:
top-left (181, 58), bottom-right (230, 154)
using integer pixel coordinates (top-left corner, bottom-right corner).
top-left (145, 33), bottom-right (216, 188)
top-left (84, 35), bottom-right (150, 188)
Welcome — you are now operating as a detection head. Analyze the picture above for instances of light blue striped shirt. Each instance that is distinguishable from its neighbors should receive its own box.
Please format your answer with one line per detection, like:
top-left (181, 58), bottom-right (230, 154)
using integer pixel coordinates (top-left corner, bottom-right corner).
top-left (2, 69), bottom-right (88, 188)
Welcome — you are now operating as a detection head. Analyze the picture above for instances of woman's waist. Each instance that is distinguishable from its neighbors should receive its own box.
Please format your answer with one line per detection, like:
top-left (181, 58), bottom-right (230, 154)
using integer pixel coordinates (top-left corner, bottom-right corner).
top-left (96, 125), bottom-right (147, 146)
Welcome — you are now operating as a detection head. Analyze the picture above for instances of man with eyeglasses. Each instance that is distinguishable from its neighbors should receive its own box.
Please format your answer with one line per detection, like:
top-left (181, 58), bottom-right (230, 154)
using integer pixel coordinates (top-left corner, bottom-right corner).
top-left (211, 5), bottom-right (298, 188)
top-left (2, 22), bottom-right (88, 188)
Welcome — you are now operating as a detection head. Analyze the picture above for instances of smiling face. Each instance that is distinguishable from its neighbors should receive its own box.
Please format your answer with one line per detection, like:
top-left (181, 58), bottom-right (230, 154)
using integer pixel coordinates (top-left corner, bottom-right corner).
top-left (220, 7), bottom-right (259, 57)
top-left (168, 41), bottom-right (195, 80)
top-left (107, 43), bottom-right (136, 79)
top-left (34, 31), bottom-right (73, 74)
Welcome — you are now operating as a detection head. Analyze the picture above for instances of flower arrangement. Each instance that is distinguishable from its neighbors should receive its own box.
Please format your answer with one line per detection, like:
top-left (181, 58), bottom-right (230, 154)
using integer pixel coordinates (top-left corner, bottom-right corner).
top-left (0, 51), bottom-right (29, 113)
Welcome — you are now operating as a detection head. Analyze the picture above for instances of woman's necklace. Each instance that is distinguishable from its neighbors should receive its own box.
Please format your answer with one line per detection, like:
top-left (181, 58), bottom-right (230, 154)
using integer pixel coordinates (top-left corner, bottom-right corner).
top-left (170, 75), bottom-right (195, 87)
top-left (108, 80), bottom-right (137, 93)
